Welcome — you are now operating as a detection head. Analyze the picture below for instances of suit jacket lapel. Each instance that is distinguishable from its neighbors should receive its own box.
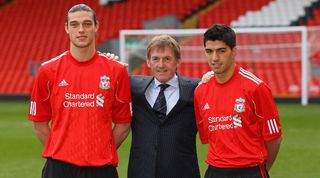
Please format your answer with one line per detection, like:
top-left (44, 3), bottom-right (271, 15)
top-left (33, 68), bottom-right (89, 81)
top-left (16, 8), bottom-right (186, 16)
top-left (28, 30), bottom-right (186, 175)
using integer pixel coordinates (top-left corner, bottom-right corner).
top-left (135, 76), bottom-right (164, 124)
top-left (137, 76), bottom-right (154, 109)
top-left (166, 75), bottom-right (190, 120)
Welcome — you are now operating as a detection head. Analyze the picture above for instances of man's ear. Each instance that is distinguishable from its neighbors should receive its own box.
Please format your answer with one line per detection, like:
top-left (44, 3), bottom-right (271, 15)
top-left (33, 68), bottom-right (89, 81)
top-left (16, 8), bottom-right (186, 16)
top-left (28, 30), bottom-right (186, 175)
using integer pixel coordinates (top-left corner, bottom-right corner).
top-left (95, 21), bottom-right (99, 32)
top-left (177, 58), bottom-right (181, 67)
top-left (232, 47), bottom-right (237, 57)
top-left (146, 58), bottom-right (151, 68)
top-left (65, 23), bottom-right (69, 34)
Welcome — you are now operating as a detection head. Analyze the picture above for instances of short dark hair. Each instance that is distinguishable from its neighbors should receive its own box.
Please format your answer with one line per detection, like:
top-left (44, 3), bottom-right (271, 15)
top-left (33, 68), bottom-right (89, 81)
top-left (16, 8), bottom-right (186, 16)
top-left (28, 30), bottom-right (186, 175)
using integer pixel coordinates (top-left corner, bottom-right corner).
top-left (146, 35), bottom-right (181, 60)
top-left (203, 24), bottom-right (236, 49)
top-left (66, 4), bottom-right (97, 26)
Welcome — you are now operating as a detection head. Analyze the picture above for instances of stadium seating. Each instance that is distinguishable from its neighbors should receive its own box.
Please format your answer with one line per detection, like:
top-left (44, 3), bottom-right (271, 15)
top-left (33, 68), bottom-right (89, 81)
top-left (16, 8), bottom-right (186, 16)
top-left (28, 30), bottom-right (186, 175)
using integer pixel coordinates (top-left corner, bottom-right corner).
top-left (231, 0), bottom-right (318, 27)
top-left (0, 0), bottom-right (211, 94)
top-left (181, 0), bottom-right (320, 98)
top-left (307, 10), bottom-right (319, 26)
top-left (199, 0), bottom-right (274, 28)
top-left (0, 0), bottom-right (319, 98)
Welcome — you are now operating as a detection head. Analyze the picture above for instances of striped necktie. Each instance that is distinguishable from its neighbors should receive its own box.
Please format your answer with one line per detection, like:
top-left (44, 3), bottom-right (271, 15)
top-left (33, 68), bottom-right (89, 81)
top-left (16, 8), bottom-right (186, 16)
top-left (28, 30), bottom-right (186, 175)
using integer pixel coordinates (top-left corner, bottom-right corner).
top-left (153, 84), bottom-right (170, 119)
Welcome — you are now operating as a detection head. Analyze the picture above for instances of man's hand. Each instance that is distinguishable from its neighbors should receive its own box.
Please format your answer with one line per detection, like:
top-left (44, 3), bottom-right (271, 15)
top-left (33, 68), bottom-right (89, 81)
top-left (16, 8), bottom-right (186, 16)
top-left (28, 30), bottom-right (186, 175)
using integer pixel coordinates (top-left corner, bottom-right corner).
top-left (104, 52), bottom-right (128, 67)
top-left (201, 71), bottom-right (214, 83)
top-left (105, 52), bottom-right (119, 61)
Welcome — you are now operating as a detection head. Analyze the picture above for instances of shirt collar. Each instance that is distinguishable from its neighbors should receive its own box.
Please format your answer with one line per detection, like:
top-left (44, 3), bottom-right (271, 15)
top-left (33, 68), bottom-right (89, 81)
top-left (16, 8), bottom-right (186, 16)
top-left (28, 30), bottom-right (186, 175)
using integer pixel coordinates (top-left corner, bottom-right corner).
top-left (153, 74), bottom-right (179, 89)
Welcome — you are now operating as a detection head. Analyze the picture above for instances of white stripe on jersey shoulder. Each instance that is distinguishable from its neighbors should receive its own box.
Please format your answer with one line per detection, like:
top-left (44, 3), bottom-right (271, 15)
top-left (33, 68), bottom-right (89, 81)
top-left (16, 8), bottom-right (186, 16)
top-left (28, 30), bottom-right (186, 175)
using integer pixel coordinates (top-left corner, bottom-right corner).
top-left (98, 52), bottom-right (127, 66)
top-left (41, 51), bottom-right (68, 66)
top-left (239, 67), bottom-right (263, 83)
top-left (238, 67), bottom-right (262, 85)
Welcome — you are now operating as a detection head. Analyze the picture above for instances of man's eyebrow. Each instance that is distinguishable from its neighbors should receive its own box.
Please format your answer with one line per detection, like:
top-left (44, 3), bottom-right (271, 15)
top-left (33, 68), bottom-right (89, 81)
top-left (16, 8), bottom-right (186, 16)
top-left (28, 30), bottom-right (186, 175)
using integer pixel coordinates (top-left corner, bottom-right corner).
top-left (205, 47), bottom-right (226, 50)
top-left (69, 19), bottom-right (93, 23)
top-left (83, 20), bottom-right (93, 23)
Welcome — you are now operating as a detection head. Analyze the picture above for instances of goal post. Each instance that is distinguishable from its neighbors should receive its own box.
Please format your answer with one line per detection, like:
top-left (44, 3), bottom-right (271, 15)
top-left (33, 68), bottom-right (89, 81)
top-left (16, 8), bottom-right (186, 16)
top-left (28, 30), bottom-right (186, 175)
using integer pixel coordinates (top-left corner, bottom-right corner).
top-left (119, 26), bottom-right (319, 105)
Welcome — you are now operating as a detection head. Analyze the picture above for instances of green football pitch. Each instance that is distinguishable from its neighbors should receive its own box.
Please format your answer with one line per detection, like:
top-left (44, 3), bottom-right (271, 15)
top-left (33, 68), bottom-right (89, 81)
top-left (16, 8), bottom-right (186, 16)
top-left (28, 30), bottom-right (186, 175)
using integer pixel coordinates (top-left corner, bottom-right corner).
top-left (0, 101), bottom-right (319, 178)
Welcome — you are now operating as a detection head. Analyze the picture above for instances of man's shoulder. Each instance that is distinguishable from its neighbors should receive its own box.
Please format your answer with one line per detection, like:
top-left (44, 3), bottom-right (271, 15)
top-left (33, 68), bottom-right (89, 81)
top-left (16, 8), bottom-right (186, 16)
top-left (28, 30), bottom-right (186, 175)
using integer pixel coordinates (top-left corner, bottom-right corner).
top-left (97, 52), bottom-right (127, 69)
top-left (194, 76), bottom-right (215, 95)
top-left (41, 51), bottom-right (68, 67)
top-left (178, 75), bottom-right (200, 86)
top-left (237, 67), bottom-right (264, 91)
top-left (129, 75), bottom-right (153, 93)
top-left (130, 75), bottom-right (152, 83)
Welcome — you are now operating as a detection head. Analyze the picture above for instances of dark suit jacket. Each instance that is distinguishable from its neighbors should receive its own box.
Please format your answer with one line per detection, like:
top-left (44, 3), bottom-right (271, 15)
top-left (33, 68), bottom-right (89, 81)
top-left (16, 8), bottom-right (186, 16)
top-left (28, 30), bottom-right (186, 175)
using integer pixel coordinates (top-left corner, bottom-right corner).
top-left (128, 74), bottom-right (200, 178)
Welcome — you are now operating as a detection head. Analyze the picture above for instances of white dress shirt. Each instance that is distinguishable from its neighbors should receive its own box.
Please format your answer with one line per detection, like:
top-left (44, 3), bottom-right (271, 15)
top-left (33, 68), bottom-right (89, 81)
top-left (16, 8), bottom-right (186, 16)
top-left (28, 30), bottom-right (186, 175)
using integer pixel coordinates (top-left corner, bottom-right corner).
top-left (145, 75), bottom-right (180, 115)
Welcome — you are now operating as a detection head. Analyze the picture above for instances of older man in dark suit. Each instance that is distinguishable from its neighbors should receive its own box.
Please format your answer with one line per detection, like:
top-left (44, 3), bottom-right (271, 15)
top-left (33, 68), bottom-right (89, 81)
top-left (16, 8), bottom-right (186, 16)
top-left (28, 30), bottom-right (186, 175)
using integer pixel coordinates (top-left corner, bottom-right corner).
top-left (128, 35), bottom-right (200, 178)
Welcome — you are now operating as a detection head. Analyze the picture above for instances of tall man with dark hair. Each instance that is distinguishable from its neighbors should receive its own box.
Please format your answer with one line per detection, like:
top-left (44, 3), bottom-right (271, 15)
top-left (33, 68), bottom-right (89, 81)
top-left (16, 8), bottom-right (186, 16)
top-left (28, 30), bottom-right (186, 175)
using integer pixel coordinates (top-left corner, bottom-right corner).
top-left (28, 4), bottom-right (131, 178)
top-left (128, 35), bottom-right (201, 178)
top-left (194, 24), bottom-right (282, 178)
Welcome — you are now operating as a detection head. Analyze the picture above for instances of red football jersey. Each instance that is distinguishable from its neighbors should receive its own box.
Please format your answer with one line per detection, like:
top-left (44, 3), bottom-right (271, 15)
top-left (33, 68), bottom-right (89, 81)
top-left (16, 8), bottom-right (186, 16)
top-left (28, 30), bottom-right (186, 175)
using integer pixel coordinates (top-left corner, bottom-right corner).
top-left (194, 65), bottom-right (282, 168)
top-left (28, 51), bottom-right (132, 166)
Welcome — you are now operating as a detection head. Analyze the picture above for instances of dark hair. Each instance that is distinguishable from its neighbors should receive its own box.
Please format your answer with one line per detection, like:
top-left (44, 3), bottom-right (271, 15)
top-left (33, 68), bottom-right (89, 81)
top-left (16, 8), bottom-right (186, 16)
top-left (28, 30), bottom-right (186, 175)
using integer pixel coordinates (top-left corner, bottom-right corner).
top-left (66, 4), bottom-right (97, 26)
top-left (203, 24), bottom-right (236, 49)
top-left (146, 35), bottom-right (181, 60)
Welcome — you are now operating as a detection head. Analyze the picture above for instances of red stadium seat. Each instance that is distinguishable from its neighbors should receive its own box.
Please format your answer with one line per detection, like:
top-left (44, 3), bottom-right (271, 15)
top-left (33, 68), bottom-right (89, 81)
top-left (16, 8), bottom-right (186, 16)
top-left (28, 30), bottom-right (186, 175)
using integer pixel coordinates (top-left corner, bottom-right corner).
top-left (0, 0), bottom-right (211, 94)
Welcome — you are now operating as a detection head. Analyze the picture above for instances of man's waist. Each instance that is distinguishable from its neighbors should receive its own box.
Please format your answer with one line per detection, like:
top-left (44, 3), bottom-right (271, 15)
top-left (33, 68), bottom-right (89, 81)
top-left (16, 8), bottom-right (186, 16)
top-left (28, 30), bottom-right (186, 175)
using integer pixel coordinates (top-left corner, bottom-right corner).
top-left (46, 157), bottom-right (116, 168)
top-left (207, 164), bottom-right (263, 174)
top-left (43, 155), bottom-right (117, 167)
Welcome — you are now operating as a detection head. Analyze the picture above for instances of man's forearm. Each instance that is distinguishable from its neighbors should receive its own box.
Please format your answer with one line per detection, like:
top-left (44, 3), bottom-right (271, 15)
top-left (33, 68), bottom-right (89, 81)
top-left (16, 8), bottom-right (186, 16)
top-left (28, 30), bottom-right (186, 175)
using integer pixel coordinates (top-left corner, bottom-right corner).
top-left (33, 121), bottom-right (50, 145)
top-left (265, 137), bottom-right (282, 171)
top-left (113, 123), bottom-right (131, 148)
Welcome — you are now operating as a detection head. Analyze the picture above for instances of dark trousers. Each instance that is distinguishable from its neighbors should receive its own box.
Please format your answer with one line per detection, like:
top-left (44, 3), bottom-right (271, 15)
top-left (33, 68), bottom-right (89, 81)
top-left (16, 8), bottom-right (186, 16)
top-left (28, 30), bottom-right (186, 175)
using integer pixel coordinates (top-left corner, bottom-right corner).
top-left (204, 164), bottom-right (269, 178)
top-left (42, 158), bottom-right (118, 178)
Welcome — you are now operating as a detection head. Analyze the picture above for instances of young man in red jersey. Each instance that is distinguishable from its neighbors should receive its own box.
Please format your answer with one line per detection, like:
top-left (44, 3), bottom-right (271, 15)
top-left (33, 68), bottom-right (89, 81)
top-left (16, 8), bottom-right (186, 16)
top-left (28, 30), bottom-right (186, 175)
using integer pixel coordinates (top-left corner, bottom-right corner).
top-left (194, 24), bottom-right (282, 178)
top-left (28, 4), bottom-right (131, 178)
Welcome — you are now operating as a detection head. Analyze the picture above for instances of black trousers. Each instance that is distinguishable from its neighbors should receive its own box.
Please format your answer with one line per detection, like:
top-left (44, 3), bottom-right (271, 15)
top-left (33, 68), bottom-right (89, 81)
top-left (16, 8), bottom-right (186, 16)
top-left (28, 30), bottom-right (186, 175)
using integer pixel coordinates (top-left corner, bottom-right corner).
top-left (42, 158), bottom-right (118, 178)
top-left (204, 164), bottom-right (269, 178)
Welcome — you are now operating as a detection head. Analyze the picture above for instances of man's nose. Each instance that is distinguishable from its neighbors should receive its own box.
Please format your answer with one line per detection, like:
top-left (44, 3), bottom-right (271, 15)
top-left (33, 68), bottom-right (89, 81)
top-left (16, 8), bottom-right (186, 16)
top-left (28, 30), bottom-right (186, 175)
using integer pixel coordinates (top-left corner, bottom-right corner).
top-left (211, 51), bottom-right (219, 61)
top-left (78, 24), bottom-right (85, 32)
top-left (157, 59), bottom-right (165, 67)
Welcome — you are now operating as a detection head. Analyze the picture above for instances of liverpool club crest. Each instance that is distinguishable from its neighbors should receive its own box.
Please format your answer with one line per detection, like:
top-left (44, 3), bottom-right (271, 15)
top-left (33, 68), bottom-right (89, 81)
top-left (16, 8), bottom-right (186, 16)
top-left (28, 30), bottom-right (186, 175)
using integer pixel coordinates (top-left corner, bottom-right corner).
top-left (99, 75), bottom-right (110, 90)
top-left (234, 97), bottom-right (245, 113)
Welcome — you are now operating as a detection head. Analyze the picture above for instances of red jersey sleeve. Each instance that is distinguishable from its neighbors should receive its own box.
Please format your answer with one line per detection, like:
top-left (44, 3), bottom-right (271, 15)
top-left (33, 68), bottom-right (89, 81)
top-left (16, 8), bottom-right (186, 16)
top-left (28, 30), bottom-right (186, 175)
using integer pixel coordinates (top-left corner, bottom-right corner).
top-left (112, 66), bottom-right (132, 124)
top-left (252, 83), bottom-right (282, 141)
top-left (194, 87), bottom-right (209, 144)
top-left (28, 66), bottom-right (52, 122)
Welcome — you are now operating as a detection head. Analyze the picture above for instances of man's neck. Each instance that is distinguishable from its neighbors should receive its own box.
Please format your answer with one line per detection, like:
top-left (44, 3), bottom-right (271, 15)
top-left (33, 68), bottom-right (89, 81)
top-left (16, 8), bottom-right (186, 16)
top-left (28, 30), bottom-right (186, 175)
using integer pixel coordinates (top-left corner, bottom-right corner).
top-left (70, 45), bottom-right (96, 62)
top-left (215, 64), bottom-right (236, 84)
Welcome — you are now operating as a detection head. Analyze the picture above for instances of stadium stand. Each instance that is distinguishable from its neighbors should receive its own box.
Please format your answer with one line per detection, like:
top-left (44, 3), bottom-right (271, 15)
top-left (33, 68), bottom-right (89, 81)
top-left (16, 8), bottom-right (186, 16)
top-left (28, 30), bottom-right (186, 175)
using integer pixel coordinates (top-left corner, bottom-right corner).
top-left (0, 0), bottom-right (11, 6)
top-left (0, 0), bottom-right (211, 95)
top-left (0, 0), bottom-right (319, 98)
top-left (231, 0), bottom-right (318, 27)
top-left (199, 0), bottom-right (274, 28)
top-left (189, 0), bottom-right (320, 97)
top-left (307, 9), bottom-right (320, 26)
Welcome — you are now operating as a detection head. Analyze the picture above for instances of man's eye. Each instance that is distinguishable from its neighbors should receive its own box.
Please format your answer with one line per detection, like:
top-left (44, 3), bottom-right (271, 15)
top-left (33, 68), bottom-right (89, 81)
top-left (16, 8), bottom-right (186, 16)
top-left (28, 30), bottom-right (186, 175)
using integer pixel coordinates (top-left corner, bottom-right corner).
top-left (83, 23), bottom-right (92, 27)
top-left (70, 23), bottom-right (78, 27)
top-left (219, 49), bottom-right (226, 53)
top-left (205, 50), bottom-right (212, 54)
top-left (164, 57), bottom-right (169, 61)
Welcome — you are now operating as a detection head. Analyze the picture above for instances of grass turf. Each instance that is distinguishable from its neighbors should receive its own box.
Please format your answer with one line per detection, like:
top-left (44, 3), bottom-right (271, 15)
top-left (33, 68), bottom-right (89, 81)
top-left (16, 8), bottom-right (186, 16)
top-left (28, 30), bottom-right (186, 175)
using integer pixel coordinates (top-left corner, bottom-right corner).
top-left (0, 101), bottom-right (319, 178)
